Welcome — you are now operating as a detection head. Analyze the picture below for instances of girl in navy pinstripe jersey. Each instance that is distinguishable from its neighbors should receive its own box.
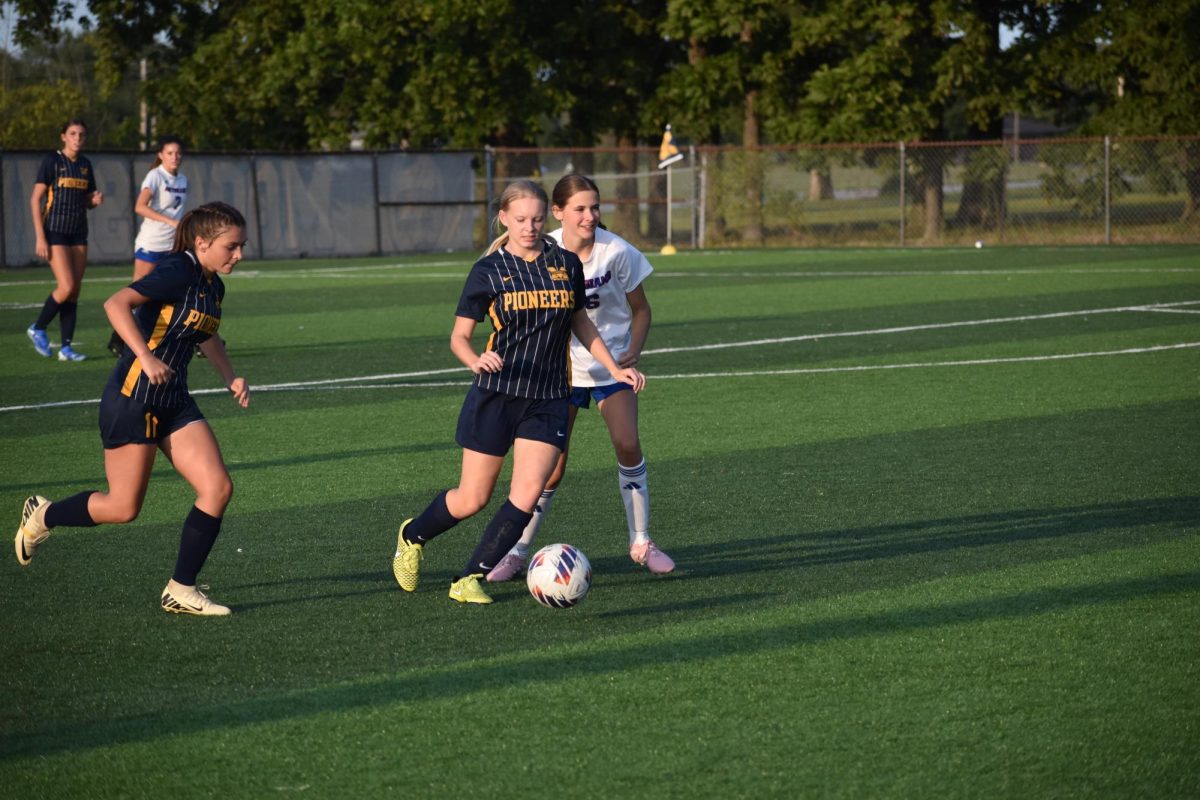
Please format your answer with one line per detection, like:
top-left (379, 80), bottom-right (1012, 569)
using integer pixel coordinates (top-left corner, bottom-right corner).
top-left (15, 203), bottom-right (251, 617)
top-left (27, 119), bottom-right (104, 362)
top-left (392, 180), bottom-right (645, 604)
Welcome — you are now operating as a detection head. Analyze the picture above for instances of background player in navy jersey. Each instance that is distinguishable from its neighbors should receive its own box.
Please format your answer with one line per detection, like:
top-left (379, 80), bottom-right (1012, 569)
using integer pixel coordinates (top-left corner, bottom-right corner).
top-left (107, 136), bottom-right (189, 357)
top-left (392, 180), bottom-right (645, 604)
top-left (15, 202), bottom-right (251, 617)
top-left (27, 118), bottom-right (104, 362)
top-left (487, 174), bottom-right (675, 583)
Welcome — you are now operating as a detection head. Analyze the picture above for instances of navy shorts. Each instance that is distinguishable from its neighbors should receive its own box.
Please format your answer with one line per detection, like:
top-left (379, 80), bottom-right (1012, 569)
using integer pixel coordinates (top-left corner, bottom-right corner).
top-left (455, 385), bottom-right (570, 457)
top-left (134, 248), bottom-right (171, 264)
top-left (99, 384), bottom-right (206, 449)
top-left (46, 230), bottom-right (87, 247)
top-left (569, 382), bottom-right (632, 409)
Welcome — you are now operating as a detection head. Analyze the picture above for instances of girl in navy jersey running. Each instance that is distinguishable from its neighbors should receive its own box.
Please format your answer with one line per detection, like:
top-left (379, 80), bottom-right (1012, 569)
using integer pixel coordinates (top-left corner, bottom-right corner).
top-left (487, 174), bottom-right (674, 582)
top-left (27, 118), bottom-right (104, 362)
top-left (15, 202), bottom-right (251, 617)
top-left (392, 179), bottom-right (645, 604)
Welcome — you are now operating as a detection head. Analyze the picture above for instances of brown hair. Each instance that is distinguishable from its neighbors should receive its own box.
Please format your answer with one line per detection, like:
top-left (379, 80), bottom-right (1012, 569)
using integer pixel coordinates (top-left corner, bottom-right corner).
top-left (151, 135), bottom-right (184, 169)
top-left (484, 179), bottom-right (550, 255)
top-left (552, 173), bottom-right (600, 209)
top-left (172, 201), bottom-right (246, 253)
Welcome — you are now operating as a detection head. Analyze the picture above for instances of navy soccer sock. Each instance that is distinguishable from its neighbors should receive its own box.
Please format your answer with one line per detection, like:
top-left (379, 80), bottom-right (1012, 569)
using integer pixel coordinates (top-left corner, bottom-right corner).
top-left (43, 491), bottom-right (98, 528)
top-left (33, 295), bottom-right (61, 331)
top-left (58, 301), bottom-right (78, 347)
top-left (459, 500), bottom-right (533, 578)
top-left (172, 506), bottom-right (222, 586)
top-left (404, 490), bottom-right (461, 544)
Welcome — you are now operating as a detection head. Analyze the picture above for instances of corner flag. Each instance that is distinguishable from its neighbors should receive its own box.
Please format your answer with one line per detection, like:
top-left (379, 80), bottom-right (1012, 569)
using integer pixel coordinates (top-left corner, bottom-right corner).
top-left (658, 125), bottom-right (685, 169)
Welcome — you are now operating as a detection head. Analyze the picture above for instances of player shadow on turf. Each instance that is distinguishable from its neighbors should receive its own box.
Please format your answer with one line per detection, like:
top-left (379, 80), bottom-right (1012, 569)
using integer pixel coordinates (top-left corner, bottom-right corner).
top-left (9, 568), bottom-right (1199, 762)
top-left (657, 495), bottom-right (1200, 583)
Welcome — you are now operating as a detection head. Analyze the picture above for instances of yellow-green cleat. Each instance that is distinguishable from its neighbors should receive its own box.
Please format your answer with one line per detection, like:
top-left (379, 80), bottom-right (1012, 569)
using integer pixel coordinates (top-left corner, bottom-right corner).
top-left (392, 519), bottom-right (423, 592)
top-left (448, 574), bottom-right (493, 605)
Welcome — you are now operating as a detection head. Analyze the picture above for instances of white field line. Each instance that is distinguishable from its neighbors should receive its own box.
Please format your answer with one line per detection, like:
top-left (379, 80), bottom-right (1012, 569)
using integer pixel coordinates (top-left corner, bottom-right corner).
top-left (2, 301), bottom-right (1197, 414)
top-left (3, 262), bottom-right (1200, 291)
top-left (4, 340), bottom-right (1194, 414)
top-left (642, 300), bottom-right (1200, 355)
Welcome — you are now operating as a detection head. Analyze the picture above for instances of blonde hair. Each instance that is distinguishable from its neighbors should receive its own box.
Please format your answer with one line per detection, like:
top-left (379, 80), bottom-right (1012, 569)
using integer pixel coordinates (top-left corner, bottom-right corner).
top-left (484, 179), bottom-right (550, 256)
top-left (173, 201), bottom-right (246, 253)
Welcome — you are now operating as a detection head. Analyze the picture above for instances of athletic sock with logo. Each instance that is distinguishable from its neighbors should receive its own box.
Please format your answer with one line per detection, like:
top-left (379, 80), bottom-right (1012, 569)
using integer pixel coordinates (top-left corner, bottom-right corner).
top-left (58, 301), bottom-right (78, 347)
top-left (512, 488), bottom-right (556, 553)
top-left (618, 459), bottom-right (650, 546)
top-left (405, 490), bottom-right (460, 544)
top-left (460, 500), bottom-right (533, 579)
top-left (42, 491), bottom-right (98, 528)
top-left (172, 506), bottom-right (222, 586)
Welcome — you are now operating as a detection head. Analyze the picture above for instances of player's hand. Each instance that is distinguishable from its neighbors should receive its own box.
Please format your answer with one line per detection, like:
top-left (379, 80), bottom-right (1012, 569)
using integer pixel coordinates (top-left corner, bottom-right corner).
top-left (473, 351), bottom-right (504, 374)
top-left (35, 238), bottom-right (49, 261)
top-left (228, 377), bottom-right (250, 408)
top-left (90, 190), bottom-right (104, 208)
top-left (141, 354), bottom-right (175, 385)
top-left (616, 367), bottom-right (645, 393)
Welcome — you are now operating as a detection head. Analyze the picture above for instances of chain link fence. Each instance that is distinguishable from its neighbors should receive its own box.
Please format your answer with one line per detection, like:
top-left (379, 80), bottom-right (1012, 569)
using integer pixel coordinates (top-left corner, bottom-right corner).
top-left (3, 136), bottom-right (1195, 266)
top-left (493, 136), bottom-right (1200, 249)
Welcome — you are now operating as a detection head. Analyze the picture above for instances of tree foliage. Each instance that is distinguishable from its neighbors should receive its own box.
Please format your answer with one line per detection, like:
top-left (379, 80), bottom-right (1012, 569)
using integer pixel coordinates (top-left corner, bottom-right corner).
top-left (4, 0), bottom-right (1197, 154)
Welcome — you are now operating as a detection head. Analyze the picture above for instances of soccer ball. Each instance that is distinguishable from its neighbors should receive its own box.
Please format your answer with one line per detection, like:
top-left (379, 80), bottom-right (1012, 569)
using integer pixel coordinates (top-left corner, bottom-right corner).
top-left (526, 543), bottom-right (592, 608)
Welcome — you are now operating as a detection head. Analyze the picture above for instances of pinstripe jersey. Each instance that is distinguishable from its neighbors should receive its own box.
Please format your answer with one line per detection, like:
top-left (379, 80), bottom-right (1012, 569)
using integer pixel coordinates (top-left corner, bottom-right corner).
top-left (107, 251), bottom-right (224, 407)
top-left (456, 238), bottom-right (586, 399)
top-left (35, 151), bottom-right (97, 236)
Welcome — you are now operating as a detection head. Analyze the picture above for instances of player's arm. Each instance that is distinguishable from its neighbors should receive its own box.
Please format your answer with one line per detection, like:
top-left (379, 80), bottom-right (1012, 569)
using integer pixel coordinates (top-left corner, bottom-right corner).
top-left (571, 311), bottom-right (644, 393)
top-left (134, 186), bottom-right (173, 226)
top-left (87, 168), bottom-right (103, 209)
top-left (619, 285), bottom-right (652, 368)
top-left (29, 182), bottom-right (48, 261)
top-left (451, 315), bottom-right (502, 374)
top-left (103, 287), bottom-right (175, 385)
top-left (198, 336), bottom-right (249, 408)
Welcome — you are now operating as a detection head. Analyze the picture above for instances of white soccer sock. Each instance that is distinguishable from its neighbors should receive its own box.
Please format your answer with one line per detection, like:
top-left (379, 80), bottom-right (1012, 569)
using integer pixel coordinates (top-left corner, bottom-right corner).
top-left (618, 459), bottom-right (650, 546)
top-left (513, 488), bottom-right (557, 555)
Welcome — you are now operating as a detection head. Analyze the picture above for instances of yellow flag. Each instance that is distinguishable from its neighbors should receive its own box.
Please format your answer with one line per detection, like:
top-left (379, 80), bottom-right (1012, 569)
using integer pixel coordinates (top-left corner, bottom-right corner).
top-left (658, 125), bottom-right (684, 169)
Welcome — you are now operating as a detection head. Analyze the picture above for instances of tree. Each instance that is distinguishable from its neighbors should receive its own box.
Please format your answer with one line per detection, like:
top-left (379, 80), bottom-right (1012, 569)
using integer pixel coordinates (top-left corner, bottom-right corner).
top-left (1026, 0), bottom-right (1200, 219)
top-left (658, 0), bottom-right (790, 244)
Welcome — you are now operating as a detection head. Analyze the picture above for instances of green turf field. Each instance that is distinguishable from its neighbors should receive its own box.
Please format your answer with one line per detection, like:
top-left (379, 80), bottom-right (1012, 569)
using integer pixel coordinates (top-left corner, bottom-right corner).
top-left (2, 245), bottom-right (1198, 798)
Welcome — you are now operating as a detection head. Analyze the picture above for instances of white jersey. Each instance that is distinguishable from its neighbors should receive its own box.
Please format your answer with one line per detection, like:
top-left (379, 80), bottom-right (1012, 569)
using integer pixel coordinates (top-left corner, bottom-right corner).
top-left (550, 227), bottom-right (653, 387)
top-left (133, 166), bottom-right (189, 253)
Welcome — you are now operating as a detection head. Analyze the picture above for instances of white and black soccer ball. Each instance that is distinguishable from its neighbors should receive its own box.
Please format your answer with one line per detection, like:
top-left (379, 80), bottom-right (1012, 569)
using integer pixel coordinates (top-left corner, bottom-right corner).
top-left (526, 543), bottom-right (592, 608)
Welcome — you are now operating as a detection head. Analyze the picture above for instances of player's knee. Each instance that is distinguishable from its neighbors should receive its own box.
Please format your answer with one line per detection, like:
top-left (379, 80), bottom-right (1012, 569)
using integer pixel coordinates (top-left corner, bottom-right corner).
top-left (455, 489), bottom-right (491, 518)
top-left (613, 438), bottom-right (642, 465)
top-left (107, 503), bottom-right (141, 525)
top-left (199, 474), bottom-right (233, 512)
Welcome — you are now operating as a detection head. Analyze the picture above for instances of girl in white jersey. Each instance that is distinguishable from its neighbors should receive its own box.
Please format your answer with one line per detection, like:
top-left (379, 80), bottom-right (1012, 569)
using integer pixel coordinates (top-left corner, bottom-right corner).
top-left (107, 136), bottom-right (189, 356)
top-left (487, 174), bottom-right (675, 582)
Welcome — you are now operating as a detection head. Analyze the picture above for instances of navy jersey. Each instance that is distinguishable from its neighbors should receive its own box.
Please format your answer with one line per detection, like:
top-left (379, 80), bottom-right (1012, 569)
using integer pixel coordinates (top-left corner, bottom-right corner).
top-left (456, 238), bottom-right (587, 399)
top-left (108, 251), bottom-right (224, 407)
top-left (35, 151), bottom-right (96, 236)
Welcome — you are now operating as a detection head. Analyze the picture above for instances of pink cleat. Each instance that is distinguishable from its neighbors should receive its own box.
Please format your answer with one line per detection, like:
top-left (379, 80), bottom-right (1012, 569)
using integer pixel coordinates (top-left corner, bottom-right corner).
top-left (486, 552), bottom-right (527, 583)
top-left (630, 540), bottom-right (675, 574)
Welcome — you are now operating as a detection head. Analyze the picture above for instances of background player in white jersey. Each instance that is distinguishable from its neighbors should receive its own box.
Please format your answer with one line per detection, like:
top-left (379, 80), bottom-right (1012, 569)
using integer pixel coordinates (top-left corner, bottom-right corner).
top-left (487, 174), bottom-right (675, 583)
top-left (107, 136), bottom-right (189, 356)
